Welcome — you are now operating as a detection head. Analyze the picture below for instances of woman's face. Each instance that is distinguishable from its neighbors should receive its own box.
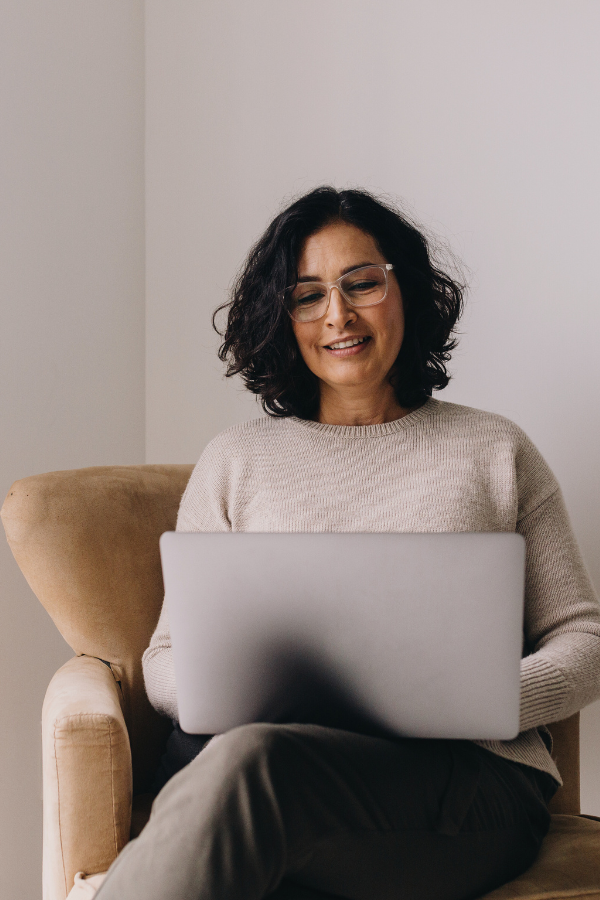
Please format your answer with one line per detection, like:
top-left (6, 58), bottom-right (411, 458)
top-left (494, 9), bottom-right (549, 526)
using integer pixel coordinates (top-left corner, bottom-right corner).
top-left (291, 221), bottom-right (405, 413)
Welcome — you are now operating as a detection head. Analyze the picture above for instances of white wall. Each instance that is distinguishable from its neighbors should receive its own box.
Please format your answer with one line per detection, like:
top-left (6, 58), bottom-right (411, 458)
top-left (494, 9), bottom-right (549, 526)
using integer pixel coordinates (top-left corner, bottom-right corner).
top-left (0, 3), bottom-right (145, 898)
top-left (145, 0), bottom-right (600, 806)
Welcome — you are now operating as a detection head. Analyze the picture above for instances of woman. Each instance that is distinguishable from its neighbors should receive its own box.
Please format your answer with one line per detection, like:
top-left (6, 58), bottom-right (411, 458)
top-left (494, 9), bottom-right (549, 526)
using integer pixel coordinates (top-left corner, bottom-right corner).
top-left (96, 187), bottom-right (600, 900)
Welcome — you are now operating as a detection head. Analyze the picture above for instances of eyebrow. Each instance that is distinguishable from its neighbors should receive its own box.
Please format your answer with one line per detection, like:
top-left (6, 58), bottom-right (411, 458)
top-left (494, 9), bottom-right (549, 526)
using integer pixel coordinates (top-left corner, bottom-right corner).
top-left (295, 261), bottom-right (376, 283)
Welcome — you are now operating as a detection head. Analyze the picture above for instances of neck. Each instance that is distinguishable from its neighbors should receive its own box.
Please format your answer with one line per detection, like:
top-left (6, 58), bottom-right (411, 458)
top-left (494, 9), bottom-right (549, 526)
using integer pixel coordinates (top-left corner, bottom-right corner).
top-left (316, 384), bottom-right (415, 426)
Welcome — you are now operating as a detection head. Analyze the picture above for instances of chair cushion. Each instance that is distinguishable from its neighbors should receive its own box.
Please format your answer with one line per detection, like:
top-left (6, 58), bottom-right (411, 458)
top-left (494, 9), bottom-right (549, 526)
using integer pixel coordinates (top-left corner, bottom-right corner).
top-left (479, 814), bottom-right (600, 899)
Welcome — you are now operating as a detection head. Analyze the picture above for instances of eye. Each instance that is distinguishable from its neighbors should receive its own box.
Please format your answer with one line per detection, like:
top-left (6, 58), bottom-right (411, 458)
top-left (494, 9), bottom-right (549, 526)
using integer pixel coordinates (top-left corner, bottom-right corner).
top-left (347, 279), bottom-right (378, 292)
top-left (344, 278), bottom-right (380, 296)
top-left (341, 266), bottom-right (387, 295)
top-left (293, 287), bottom-right (326, 306)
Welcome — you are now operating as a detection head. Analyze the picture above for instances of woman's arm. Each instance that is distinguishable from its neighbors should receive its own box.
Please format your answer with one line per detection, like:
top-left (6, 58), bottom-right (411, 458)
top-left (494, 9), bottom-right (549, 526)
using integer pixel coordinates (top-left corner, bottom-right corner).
top-left (142, 438), bottom-right (232, 719)
top-left (142, 600), bottom-right (179, 720)
top-left (518, 488), bottom-right (600, 731)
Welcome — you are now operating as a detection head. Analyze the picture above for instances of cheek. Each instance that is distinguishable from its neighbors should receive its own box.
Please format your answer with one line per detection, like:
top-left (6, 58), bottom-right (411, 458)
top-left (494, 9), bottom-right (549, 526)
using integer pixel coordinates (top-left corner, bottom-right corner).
top-left (386, 300), bottom-right (405, 346)
top-left (374, 304), bottom-right (405, 348)
top-left (292, 326), bottom-right (320, 363)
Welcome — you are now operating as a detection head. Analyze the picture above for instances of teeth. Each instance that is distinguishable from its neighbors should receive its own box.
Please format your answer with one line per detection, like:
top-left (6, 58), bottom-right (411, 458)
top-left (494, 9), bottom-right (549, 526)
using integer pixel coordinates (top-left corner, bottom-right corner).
top-left (329, 337), bottom-right (367, 350)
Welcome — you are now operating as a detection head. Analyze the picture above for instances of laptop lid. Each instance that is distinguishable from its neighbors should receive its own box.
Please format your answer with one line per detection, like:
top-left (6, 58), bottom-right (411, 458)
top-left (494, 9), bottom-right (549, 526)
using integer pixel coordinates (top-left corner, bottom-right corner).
top-left (160, 532), bottom-right (525, 740)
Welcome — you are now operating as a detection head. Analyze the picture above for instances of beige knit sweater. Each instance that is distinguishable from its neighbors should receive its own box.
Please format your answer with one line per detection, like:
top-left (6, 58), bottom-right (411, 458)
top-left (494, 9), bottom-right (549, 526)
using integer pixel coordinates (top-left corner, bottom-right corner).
top-left (143, 398), bottom-right (600, 784)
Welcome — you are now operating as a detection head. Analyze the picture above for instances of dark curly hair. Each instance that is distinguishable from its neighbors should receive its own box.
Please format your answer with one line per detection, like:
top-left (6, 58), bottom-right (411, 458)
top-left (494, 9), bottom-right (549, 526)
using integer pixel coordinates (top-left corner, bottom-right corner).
top-left (214, 186), bottom-right (465, 419)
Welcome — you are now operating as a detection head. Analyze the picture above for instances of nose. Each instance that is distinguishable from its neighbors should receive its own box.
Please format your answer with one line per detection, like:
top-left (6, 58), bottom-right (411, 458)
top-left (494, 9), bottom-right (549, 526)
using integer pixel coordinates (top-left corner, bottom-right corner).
top-left (324, 286), bottom-right (357, 329)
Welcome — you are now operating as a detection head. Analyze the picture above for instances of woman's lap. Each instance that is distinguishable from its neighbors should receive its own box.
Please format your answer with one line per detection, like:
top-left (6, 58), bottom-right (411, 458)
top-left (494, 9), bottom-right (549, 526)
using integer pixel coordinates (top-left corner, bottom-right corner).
top-left (97, 722), bottom-right (552, 900)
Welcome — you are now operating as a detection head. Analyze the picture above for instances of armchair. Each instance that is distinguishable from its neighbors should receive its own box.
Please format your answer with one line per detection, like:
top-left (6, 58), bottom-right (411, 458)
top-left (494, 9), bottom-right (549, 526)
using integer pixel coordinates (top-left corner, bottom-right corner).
top-left (2, 464), bottom-right (600, 900)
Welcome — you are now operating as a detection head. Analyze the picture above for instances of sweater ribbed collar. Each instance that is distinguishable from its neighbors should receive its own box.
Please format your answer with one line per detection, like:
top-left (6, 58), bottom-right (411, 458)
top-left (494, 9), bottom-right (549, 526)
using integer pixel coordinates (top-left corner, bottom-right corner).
top-left (289, 397), bottom-right (439, 438)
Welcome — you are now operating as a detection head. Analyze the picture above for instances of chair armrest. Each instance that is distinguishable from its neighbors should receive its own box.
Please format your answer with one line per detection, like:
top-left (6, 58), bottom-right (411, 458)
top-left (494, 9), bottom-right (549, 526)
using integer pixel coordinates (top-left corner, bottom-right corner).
top-left (42, 655), bottom-right (132, 900)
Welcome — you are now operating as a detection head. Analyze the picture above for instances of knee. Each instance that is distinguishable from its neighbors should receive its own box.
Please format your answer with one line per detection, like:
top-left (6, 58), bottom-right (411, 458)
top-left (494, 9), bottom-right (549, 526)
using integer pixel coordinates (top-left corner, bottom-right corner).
top-left (203, 723), bottom-right (317, 791)
top-left (153, 724), bottom-right (292, 812)
top-left (208, 722), bottom-right (293, 771)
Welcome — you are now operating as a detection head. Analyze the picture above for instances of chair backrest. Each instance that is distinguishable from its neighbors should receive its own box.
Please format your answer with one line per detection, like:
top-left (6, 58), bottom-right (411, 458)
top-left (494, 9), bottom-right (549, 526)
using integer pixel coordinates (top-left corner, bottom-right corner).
top-left (546, 713), bottom-right (580, 814)
top-left (1, 464), bottom-right (194, 790)
top-left (1, 463), bottom-right (580, 810)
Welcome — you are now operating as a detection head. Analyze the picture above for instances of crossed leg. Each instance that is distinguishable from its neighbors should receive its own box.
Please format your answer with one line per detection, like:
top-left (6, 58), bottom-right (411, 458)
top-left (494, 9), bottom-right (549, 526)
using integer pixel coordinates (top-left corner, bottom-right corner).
top-left (95, 723), bottom-right (549, 900)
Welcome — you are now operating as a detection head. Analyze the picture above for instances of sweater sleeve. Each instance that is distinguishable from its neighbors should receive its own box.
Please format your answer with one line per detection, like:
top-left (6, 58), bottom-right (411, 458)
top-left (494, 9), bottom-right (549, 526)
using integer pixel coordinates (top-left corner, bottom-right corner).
top-left (517, 488), bottom-right (600, 732)
top-left (142, 439), bottom-right (232, 719)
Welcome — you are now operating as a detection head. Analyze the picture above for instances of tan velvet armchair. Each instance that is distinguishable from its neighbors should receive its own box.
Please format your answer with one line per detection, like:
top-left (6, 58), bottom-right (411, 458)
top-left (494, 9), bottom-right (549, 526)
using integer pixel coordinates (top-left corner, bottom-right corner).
top-left (3, 464), bottom-right (600, 900)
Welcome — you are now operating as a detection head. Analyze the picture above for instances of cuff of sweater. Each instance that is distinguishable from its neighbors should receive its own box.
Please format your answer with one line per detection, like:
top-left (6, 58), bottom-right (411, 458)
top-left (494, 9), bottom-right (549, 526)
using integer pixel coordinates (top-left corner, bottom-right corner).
top-left (519, 654), bottom-right (569, 732)
top-left (142, 649), bottom-right (179, 721)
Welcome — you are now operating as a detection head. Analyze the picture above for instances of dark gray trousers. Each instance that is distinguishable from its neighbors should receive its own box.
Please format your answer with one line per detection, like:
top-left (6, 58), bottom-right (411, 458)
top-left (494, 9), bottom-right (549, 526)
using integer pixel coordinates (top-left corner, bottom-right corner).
top-left (96, 723), bottom-right (553, 900)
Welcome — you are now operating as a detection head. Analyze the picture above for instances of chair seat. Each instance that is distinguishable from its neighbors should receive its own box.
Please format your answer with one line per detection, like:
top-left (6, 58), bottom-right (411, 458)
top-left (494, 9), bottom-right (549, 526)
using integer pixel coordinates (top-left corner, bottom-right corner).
top-left (480, 814), bottom-right (600, 899)
top-left (127, 804), bottom-right (600, 899)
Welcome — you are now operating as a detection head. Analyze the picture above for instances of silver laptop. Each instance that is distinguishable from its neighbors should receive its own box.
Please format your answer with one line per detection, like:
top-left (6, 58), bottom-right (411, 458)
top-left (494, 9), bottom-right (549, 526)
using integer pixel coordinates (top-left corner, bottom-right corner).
top-left (160, 532), bottom-right (525, 740)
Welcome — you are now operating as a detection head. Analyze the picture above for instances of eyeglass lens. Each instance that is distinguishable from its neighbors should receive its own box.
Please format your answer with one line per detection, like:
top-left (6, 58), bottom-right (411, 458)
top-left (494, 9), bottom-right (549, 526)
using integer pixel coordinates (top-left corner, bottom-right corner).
top-left (285, 266), bottom-right (389, 323)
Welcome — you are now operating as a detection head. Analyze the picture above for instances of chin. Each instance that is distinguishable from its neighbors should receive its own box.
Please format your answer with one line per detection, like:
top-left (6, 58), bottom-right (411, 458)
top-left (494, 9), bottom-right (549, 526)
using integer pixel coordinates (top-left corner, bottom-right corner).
top-left (324, 375), bottom-right (370, 389)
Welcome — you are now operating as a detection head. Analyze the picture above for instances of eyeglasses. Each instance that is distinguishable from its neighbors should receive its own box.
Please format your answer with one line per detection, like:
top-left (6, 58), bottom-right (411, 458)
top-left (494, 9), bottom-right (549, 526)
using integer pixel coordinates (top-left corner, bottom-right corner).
top-left (283, 264), bottom-right (394, 323)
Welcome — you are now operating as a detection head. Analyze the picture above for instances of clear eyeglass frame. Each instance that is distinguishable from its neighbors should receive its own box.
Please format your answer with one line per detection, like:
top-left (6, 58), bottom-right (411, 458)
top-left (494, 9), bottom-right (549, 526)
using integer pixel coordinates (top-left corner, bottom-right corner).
top-left (283, 263), bottom-right (394, 323)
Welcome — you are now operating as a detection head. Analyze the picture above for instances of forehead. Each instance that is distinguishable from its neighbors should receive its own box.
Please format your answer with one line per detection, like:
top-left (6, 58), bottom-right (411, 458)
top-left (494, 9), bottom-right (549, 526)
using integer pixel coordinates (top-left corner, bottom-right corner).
top-left (297, 222), bottom-right (384, 278)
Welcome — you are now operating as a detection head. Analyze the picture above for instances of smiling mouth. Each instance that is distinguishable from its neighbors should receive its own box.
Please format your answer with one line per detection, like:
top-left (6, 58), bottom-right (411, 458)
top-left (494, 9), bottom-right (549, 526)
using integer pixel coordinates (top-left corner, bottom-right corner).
top-left (325, 336), bottom-right (370, 350)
